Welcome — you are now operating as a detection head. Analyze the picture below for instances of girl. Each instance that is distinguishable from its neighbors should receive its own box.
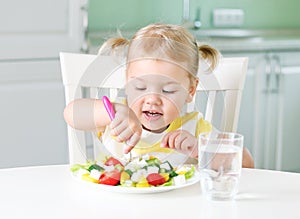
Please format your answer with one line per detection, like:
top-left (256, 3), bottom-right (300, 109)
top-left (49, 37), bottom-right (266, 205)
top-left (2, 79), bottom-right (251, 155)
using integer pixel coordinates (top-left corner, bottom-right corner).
top-left (64, 23), bottom-right (254, 168)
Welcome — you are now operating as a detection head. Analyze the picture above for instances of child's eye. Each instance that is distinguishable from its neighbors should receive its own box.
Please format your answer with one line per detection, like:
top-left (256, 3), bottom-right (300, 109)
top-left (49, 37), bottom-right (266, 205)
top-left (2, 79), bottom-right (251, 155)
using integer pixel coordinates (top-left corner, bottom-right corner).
top-left (162, 89), bottom-right (176, 94)
top-left (135, 86), bottom-right (146, 91)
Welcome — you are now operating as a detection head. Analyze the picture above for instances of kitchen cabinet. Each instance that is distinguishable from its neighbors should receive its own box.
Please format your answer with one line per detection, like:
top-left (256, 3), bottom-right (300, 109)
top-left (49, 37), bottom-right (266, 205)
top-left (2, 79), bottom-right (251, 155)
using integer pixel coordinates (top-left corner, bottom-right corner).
top-left (223, 50), bottom-right (300, 172)
top-left (0, 60), bottom-right (68, 167)
top-left (0, 0), bottom-right (87, 168)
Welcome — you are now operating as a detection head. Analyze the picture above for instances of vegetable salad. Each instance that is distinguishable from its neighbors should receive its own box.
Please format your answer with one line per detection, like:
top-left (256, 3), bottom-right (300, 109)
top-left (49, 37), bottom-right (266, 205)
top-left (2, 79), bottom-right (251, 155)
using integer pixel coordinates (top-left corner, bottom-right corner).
top-left (71, 155), bottom-right (196, 187)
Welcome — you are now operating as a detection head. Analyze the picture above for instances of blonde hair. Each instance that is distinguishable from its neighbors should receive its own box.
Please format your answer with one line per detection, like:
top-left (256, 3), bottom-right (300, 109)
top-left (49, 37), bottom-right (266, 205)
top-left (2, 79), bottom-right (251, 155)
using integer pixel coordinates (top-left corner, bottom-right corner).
top-left (98, 23), bottom-right (219, 78)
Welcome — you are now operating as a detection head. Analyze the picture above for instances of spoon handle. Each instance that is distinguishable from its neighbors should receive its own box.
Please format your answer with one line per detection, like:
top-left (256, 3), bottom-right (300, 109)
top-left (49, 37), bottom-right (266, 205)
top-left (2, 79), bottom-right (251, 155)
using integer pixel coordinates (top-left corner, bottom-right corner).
top-left (102, 95), bottom-right (115, 120)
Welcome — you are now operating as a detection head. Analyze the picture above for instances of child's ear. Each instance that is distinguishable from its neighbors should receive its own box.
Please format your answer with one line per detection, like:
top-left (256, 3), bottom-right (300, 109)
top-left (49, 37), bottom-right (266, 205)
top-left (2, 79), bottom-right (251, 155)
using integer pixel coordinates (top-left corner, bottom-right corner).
top-left (186, 79), bottom-right (199, 103)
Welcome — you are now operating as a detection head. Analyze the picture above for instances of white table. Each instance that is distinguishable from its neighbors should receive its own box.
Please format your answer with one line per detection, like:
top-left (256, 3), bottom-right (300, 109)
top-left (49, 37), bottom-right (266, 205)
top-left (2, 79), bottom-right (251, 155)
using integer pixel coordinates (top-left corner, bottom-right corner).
top-left (1, 165), bottom-right (300, 219)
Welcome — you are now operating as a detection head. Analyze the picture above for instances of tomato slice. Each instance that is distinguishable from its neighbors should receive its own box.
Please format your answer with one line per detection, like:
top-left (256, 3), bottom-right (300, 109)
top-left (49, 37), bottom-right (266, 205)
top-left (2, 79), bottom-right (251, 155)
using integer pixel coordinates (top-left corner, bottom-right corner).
top-left (99, 169), bottom-right (121, 186)
top-left (146, 173), bottom-right (166, 186)
top-left (104, 157), bottom-right (123, 167)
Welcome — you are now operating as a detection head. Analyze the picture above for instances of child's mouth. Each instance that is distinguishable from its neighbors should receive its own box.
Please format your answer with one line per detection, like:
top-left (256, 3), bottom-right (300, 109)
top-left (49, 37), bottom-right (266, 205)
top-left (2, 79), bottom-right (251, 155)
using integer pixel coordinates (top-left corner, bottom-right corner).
top-left (142, 110), bottom-right (163, 121)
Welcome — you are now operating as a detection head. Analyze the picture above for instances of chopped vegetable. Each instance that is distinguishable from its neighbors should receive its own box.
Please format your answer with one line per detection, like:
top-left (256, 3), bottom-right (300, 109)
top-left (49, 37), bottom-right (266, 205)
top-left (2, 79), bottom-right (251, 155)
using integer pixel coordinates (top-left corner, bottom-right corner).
top-left (159, 173), bottom-right (170, 182)
top-left (146, 173), bottom-right (166, 186)
top-left (124, 169), bottom-right (133, 176)
top-left (88, 164), bottom-right (104, 172)
top-left (82, 173), bottom-right (98, 183)
top-left (161, 180), bottom-right (173, 187)
top-left (99, 169), bottom-right (121, 186)
top-left (136, 176), bottom-right (150, 187)
top-left (146, 157), bottom-right (161, 167)
top-left (173, 174), bottom-right (186, 186)
top-left (70, 161), bottom-right (93, 172)
top-left (89, 169), bottom-right (102, 180)
top-left (104, 157), bottom-right (124, 167)
top-left (120, 171), bottom-right (130, 185)
top-left (160, 161), bottom-right (173, 171)
top-left (114, 163), bottom-right (124, 172)
top-left (184, 165), bottom-right (196, 180)
top-left (169, 170), bottom-right (179, 178)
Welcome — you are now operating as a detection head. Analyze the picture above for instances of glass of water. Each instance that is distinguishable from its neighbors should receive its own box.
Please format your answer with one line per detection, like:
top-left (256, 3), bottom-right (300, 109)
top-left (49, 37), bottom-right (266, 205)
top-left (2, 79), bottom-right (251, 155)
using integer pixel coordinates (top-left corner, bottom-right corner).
top-left (198, 132), bottom-right (244, 201)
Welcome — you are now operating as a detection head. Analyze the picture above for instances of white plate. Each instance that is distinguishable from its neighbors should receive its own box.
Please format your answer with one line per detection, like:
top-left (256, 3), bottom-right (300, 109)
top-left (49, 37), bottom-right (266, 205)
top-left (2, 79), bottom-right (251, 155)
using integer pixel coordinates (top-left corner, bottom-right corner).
top-left (75, 171), bottom-right (200, 194)
top-left (72, 152), bottom-right (199, 194)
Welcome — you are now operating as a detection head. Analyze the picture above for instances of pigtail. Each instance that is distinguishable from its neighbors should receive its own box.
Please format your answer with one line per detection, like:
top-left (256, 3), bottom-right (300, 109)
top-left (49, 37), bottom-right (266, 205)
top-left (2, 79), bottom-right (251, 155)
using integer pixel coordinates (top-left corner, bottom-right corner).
top-left (98, 37), bottom-right (129, 57)
top-left (198, 44), bottom-right (220, 73)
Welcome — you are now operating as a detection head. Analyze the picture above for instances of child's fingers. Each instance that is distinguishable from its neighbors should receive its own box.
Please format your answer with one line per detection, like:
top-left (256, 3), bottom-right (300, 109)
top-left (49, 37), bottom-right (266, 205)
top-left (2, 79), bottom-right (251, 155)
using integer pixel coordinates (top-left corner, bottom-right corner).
top-left (124, 145), bottom-right (134, 154)
top-left (188, 144), bottom-right (198, 158)
top-left (161, 132), bottom-right (171, 148)
top-left (110, 116), bottom-right (130, 136)
top-left (160, 133), bottom-right (169, 148)
top-left (110, 123), bottom-right (126, 138)
top-left (161, 132), bottom-right (173, 148)
top-left (168, 131), bottom-right (182, 149)
top-left (124, 132), bottom-right (141, 153)
top-left (162, 131), bottom-right (198, 158)
top-left (161, 131), bottom-right (181, 149)
top-left (174, 134), bottom-right (188, 150)
top-left (116, 127), bottom-right (133, 142)
top-left (109, 113), bottom-right (122, 129)
top-left (180, 137), bottom-right (193, 151)
top-left (181, 137), bottom-right (198, 157)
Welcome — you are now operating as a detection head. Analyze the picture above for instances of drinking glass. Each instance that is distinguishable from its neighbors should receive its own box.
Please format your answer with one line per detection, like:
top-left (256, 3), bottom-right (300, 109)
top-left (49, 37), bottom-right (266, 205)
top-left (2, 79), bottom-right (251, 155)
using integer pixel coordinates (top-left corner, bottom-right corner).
top-left (198, 132), bottom-right (244, 201)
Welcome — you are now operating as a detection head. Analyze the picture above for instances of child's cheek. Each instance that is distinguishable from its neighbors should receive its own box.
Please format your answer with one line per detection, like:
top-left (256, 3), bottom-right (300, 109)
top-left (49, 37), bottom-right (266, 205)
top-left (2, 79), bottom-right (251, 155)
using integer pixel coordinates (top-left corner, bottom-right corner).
top-left (167, 94), bottom-right (188, 112)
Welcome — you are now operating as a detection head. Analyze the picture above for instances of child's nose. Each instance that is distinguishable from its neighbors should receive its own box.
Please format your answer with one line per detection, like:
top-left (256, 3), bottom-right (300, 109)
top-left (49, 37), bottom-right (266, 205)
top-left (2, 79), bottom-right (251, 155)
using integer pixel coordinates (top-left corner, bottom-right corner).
top-left (145, 94), bottom-right (162, 105)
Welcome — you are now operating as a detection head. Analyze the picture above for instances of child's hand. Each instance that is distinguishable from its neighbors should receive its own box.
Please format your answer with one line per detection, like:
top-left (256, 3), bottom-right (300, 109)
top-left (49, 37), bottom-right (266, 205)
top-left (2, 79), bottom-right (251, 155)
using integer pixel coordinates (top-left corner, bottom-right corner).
top-left (109, 103), bottom-right (142, 153)
top-left (161, 130), bottom-right (198, 158)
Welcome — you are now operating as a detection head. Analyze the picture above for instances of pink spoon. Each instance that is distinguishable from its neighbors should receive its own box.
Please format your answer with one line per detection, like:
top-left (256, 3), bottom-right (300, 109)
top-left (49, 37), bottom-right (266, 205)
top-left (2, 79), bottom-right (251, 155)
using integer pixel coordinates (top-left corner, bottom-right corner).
top-left (102, 96), bottom-right (132, 163)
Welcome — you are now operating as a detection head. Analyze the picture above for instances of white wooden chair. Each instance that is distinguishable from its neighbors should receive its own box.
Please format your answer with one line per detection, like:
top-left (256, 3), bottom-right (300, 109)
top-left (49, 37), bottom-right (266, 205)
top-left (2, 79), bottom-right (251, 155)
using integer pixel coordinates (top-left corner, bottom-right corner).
top-left (60, 52), bottom-right (248, 164)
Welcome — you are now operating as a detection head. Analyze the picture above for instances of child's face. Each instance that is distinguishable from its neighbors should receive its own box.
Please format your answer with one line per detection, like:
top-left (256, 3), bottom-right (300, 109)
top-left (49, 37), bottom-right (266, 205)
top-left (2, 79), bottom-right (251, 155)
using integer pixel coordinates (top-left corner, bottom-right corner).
top-left (126, 59), bottom-right (196, 133)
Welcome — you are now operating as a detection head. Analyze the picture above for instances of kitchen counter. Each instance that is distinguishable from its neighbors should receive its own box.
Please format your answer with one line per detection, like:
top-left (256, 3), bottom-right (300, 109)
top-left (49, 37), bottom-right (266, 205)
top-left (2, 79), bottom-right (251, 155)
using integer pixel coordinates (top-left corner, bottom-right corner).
top-left (192, 28), bottom-right (300, 53)
top-left (88, 28), bottom-right (300, 54)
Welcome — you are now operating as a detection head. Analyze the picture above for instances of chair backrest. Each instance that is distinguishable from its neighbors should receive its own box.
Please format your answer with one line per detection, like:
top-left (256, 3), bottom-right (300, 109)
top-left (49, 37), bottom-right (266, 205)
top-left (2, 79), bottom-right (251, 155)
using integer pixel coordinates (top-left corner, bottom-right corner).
top-left (60, 52), bottom-right (248, 164)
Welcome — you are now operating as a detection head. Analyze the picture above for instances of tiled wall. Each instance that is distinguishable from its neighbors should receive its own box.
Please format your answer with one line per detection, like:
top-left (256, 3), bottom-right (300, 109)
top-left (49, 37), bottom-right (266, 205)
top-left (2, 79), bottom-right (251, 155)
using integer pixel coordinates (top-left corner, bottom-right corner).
top-left (88, 0), bottom-right (300, 31)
